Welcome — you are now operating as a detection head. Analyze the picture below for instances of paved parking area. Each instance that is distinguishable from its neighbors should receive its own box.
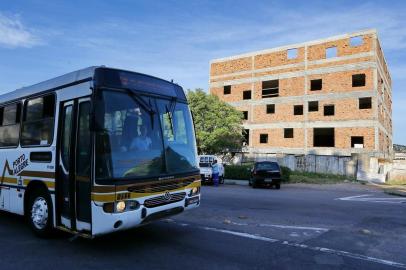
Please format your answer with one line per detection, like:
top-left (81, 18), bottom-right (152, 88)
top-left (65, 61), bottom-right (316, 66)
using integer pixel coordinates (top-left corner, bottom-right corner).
top-left (0, 183), bottom-right (405, 269)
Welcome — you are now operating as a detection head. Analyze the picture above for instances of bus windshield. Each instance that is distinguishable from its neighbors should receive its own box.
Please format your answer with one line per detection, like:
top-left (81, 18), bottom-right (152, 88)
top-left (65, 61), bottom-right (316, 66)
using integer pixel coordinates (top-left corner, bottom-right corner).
top-left (95, 90), bottom-right (198, 182)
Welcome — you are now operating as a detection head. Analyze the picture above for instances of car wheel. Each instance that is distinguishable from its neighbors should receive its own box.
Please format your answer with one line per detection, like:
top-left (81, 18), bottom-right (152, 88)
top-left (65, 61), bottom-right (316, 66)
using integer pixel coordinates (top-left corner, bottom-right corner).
top-left (275, 183), bottom-right (281, 190)
top-left (27, 189), bottom-right (53, 237)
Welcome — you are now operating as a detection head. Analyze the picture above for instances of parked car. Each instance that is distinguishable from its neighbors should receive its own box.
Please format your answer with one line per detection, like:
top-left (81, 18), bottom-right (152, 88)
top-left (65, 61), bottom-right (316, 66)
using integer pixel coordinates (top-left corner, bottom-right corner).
top-left (249, 161), bottom-right (281, 189)
top-left (198, 155), bottom-right (225, 184)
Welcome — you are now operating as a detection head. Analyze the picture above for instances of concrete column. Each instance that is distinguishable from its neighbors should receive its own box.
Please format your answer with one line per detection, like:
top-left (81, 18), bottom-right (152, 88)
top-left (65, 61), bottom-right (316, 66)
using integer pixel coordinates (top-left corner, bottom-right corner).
top-left (304, 45), bottom-right (309, 153)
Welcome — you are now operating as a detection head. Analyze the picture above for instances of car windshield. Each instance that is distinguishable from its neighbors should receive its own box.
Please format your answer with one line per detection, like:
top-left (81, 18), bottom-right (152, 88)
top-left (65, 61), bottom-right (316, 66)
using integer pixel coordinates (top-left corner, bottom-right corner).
top-left (95, 90), bottom-right (198, 182)
top-left (256, 162), bottom-right (279, 171)
top-left (199, 162), bottom-right (211, 167)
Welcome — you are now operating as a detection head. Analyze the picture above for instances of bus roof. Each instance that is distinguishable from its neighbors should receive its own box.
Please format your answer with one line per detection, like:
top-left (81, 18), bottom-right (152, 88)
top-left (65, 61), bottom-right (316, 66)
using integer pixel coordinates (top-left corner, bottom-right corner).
top-left (0, 66), bottom-right (98, 105)
top-left (0, 66), bottom-right (186, 105)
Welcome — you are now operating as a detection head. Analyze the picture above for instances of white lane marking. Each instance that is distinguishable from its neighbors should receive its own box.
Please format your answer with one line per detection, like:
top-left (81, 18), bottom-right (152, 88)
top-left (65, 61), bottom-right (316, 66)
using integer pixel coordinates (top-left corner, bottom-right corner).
top-left (337, 194), bottom-right (371, 200)
top-left (258, 224), bottom-right (329, 232)
top-left (200, 225), bottom-right (406, 269)
top-left (230, 221), bottom-right (248, 226)
top-left (202, 226), bottom-right (279, 243)
top-left (337, 194), bottom-right (406, 204)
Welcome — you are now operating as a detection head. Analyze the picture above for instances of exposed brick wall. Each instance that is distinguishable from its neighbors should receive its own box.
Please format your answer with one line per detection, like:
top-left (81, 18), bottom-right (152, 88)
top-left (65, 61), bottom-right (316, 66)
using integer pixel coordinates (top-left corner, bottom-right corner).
top-left (254, 47), bottom-right (305, 69)
top-left (251, 128), bottom-right (305, 148)
top-left (307, 69), bottom-right (373, 94)
top-left (211, 57), bottom-right (252, 76)
top-left (307, 98), bottom-right (375, 121)
top-left (335, 127), bottom-right (375, 149)
top-left (210, 83), bottom-right (252, 103)
top-left (209, 30), bottom-right (392, 157)
top-left (307, 56), bottom-right (374, 70)
top-left (307, 34), bottom-right (374, 61)
top-left (251, 102), bottom-right (305, 123)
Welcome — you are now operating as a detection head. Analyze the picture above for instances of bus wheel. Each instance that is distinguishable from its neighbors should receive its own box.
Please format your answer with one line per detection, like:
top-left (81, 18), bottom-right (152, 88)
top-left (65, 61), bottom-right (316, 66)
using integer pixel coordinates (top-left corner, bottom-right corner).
top-left (28, 189), bottom-right (53, 237)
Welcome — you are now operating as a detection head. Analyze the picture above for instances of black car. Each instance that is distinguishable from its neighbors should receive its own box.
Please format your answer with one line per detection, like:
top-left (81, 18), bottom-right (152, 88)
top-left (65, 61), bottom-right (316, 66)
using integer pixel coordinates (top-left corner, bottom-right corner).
top-left (249, 161), bottom-right (281, 189)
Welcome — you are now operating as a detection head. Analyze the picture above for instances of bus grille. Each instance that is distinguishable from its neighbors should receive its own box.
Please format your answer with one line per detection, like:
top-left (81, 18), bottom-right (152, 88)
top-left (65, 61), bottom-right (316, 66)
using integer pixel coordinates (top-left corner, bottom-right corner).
top-left (128, 179), bottom-right (195, 194)
top-left (144, 192), bottom-right (186, 208)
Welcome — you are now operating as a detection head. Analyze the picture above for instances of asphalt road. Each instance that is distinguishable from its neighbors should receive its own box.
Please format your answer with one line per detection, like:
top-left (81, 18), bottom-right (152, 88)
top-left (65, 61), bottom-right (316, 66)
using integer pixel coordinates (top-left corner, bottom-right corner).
top-left (0, 183), bottom-right (405, 270)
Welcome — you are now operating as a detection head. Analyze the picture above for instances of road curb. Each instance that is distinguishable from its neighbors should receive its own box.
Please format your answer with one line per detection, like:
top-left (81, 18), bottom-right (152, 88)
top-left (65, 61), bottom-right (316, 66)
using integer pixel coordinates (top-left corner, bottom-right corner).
top-left (224, 179), bottom-right (249, 186)
top-left (367, 183), bottom-right (406, 197)
top-left (384, 188), bottom-right (406, 197)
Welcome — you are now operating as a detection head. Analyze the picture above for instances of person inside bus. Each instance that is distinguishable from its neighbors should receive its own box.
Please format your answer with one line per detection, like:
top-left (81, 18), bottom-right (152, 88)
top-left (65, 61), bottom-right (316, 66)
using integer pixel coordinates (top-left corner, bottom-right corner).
top-left (121, 110), bottom-right (139, 152)
top-left (130, 125), bottom-right (152, 151)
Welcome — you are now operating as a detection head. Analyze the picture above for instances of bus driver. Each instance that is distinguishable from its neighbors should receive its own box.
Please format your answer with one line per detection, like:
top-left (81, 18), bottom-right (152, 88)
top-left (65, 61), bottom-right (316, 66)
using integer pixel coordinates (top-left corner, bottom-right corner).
top-left (130, 125), bottom-right (152, 151)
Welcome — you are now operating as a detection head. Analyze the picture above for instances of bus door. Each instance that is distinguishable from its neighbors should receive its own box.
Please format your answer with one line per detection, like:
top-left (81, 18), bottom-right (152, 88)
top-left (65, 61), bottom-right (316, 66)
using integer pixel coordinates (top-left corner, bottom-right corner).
top-left (57, 98), bottom-right (92, 233)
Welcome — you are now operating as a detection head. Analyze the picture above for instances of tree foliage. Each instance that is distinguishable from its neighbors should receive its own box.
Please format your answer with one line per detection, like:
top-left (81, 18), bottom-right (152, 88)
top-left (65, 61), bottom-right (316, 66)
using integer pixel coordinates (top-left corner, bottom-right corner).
top-left (187, 89), bottom-right (244, 154)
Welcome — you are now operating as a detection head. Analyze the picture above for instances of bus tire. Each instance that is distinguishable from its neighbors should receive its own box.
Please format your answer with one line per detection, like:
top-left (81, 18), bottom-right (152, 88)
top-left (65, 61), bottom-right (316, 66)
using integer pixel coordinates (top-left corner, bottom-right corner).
top-left (27, 189), bottom-right (53, 237)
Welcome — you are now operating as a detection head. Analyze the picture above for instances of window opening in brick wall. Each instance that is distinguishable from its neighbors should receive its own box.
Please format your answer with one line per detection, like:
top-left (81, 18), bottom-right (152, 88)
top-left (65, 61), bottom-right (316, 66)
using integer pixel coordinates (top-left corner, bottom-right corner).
top-left (324, 105), bottom-right (335, 116)
top-left (243, 129), bottom-right (249, 146)
top-left (294, 105), bottom-right (303, 115)
top-left (352, 74), bottom-right (366, 87)
top-left (223, 85), bottom-right (231, 95)
top-left (313, 128), bottom-right (335, 147)
top-left (359, 97), bottom-right (372, 109)
top-left (266, 104), bottom-right (275, 114)
top-left (351, 136), bottom-right (364, 148)
top-left (243, 90), bottom-right (251, 100)
top-left (260, 133), bottom-right (268, 144)
top-left (350, 36), bottom-right (363, 47)
top-left (308, 101), bottom-right (319, 112)
top-left (242, 111), bottom-right (248, 120)
top-left (262, 80), bottom-right (279, 98)
top-left (287, 48), bottom-right (298, 59)
top-left (326, 46), bottom-right (337, 58)
top-left (311, 79), bottom-right (322, 91)
top-left (284, 128), bottom-right (294, 138)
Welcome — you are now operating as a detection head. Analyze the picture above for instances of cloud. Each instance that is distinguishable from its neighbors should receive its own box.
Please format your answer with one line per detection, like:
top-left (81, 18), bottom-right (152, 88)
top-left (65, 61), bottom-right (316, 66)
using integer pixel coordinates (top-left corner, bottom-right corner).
top-left (0, 13), bottom-right (41, 48)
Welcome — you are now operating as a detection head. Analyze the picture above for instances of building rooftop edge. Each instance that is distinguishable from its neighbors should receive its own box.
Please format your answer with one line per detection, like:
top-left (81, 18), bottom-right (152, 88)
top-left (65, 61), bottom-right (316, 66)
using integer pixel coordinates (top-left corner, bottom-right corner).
top-left (210, 29), bottom-right (377, 64)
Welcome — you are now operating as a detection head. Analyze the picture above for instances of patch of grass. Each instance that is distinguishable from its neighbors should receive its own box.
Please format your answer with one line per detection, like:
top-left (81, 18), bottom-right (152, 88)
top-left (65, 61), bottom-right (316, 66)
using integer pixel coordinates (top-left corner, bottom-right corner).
top-left (288, 171), bottom-right (354, 184)
top-left (386, 179), bottom-right (406, 186)
top-left (224, 164), bottom-right (251, 180)
top-left (224, 165), bottom-right (354, 184)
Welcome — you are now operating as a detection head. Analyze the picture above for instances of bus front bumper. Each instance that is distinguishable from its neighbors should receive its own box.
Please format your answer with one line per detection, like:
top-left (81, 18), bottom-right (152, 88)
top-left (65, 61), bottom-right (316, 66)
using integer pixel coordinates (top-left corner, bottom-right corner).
top-left (91, 194), bottom-right (200, 237)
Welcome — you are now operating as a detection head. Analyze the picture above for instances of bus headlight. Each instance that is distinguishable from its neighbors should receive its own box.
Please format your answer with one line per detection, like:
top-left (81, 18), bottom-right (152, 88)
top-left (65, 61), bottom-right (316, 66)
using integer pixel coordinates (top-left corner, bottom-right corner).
top-left (189, 187), bottom-right (200, 196)
top-left (103, 200), bottom-right (140, 213)
top-left (116, 201), bottom-right (126, 212)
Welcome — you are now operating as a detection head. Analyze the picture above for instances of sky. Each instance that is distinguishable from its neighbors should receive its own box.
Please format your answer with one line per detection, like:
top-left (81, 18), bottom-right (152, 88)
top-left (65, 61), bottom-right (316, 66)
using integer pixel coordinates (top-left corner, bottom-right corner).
top-left (0, 0), bottom-right (405, 144)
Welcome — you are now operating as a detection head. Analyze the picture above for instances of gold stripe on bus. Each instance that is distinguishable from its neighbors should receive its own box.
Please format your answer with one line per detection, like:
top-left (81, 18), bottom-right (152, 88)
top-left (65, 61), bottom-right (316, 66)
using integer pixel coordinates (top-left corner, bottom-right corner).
top-left (91, 180), bottom-right (201, 203)
top-left (23, 179), bottom-right (55, 189)
top-left (1, 177), bottom-right (18, 185)
top-left (91, 193), bottom-right (116, 202)
top-left (76, 176), bottom-right (90, 182)
top-left (0, 176), bottom-right (55, 190)
top-left (128, 180), bottom-right (201, 198)
top-left (91, 174), bottom-right (201, 194)
top-left (19, 170), bottom-right (55, 179)
top-left (114, 175), bottom-right (201, 192)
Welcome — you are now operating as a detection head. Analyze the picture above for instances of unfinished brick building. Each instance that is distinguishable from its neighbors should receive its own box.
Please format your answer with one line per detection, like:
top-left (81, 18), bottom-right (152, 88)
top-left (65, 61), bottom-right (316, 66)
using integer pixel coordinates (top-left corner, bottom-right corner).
top-left (210, 29), bottom-right (392, 159)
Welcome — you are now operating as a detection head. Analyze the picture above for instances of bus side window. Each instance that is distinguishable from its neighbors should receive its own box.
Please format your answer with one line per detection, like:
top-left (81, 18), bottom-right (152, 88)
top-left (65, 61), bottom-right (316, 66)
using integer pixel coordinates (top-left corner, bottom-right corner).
top-left (21, 94), bottom-right (55, 146)
top-left (76, 102), bottom-right (91, 177)
top-left (0, 103), bottom-right (21, 148)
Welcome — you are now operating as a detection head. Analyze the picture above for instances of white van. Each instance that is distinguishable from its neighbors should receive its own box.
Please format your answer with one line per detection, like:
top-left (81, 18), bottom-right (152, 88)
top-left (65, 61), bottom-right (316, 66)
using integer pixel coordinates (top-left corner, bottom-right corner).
top-left (198, 155), bottom-right (225, 184)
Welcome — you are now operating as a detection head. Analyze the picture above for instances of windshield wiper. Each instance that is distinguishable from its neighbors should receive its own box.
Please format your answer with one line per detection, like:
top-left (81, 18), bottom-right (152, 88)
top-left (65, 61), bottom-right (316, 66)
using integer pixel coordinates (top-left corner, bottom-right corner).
top-left (165, 104), bottom-right (174, 137)
top-left (169, 97), bottom-right (177, 115)
top-left (124, 88), bottom-right (156, 129)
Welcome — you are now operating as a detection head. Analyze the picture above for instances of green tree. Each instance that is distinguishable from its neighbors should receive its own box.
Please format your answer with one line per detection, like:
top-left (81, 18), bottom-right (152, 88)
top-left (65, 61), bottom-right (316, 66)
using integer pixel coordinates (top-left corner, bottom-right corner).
top-left (187, 89), bottom-right (244, 154)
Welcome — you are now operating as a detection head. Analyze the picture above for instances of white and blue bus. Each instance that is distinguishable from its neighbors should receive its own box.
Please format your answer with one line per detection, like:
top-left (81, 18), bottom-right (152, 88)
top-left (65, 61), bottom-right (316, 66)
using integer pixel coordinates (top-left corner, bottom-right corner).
top-left (0, 67), bottom-right (201, 237)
